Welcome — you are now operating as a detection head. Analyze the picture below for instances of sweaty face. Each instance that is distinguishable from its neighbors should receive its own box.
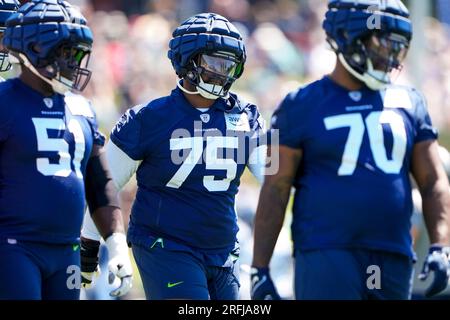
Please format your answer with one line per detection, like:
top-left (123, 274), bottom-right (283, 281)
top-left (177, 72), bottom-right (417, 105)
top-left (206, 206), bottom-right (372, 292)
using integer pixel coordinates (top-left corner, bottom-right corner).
top-left (364, 33), bottom-right (409, 73)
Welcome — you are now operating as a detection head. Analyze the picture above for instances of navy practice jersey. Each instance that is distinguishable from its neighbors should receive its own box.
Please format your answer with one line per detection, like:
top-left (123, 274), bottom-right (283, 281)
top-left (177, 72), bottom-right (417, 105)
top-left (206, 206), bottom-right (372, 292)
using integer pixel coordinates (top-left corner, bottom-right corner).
top-left (0, 78), bottom-right (105, 244)
top-left (272, 76), bottom-right (438, 258)
top-left (111, 86), bottom-right (264, 255)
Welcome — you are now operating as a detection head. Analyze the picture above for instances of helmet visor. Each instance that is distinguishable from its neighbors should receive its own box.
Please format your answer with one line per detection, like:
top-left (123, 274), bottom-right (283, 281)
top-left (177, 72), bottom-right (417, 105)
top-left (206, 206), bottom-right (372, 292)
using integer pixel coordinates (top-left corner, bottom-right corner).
top-left (365, 33), bottom-right (409, 73)
top-left (55, 43), bottom-right (92, 92)
top-left (197, 53), bottom-right (238, 86)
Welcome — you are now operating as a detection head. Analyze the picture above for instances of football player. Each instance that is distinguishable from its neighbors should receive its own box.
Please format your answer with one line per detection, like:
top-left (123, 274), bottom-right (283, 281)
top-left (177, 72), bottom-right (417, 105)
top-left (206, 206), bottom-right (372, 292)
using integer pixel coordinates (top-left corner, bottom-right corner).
top-left (251, 0), bottom-right (450, 300)
top-left (0, 0), bottom-right (132, 300)
top-left (81, 12), bottom-right (267, 299)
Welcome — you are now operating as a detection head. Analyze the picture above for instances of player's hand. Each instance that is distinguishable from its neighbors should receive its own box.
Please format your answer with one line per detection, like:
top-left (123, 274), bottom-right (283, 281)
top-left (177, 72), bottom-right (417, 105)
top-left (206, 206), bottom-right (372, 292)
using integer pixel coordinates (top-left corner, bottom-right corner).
top-left (419, 245), bottom-right (450, 298)
top-left (80, 237), bottom-right (101, 288)
top-left (105, 233), bottom-right (133, 297)
top-left (250, 267), bottom-right (281, 300)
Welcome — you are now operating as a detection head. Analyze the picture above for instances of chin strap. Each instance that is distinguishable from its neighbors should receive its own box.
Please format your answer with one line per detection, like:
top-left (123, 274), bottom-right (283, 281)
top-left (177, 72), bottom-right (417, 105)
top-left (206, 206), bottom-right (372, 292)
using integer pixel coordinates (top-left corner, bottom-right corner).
top-left (177, 79), bottom-right (200, 95)
top-left (177, 79), bottom-right (230, 101)
top-left (338, 53), bottom-right (388, 91)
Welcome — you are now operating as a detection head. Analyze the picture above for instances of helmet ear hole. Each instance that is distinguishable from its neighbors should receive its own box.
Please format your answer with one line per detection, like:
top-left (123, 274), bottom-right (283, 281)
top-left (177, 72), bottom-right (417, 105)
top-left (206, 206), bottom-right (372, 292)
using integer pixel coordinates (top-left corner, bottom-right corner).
top-left (30, 44), bottom-right (41, 54)
top-left (186, 70), bottom-right (197, 81)
top-left (352, 53), bottom-right (362, 64)
top-left (45, 64), bottom-right (56, 74)
top-left (338, 29), bottom-right (346, 39)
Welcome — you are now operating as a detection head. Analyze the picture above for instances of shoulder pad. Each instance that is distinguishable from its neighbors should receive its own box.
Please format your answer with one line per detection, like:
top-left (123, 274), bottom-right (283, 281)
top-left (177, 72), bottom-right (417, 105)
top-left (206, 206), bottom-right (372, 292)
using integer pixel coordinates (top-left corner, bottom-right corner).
top-left (65, 92), bottom-right (94, 118)
top-left (383, 86), bottom-right (413, 110)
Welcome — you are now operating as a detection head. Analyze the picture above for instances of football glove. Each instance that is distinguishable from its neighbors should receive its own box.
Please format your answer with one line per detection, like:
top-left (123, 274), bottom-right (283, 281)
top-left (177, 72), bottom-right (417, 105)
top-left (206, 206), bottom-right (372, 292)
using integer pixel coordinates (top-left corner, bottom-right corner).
top-left (419, 245), bottom-right (450, 298)
top-left (250, 267), bottom-right (281, 300)
top-left (80, 237), bottom-right (100, 288)
top-left (105, 233), bottom-right (133, 297)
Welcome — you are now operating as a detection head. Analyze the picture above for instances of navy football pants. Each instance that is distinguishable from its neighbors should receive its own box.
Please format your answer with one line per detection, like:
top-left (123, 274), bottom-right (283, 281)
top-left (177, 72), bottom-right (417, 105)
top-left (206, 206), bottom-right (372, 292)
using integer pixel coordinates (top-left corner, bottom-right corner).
top-left (294, 249), bottom-right (414, 300)
top-left (132, 244), bottom-right (240, 300)
top-left (0, 239), bottom-right (80, 300)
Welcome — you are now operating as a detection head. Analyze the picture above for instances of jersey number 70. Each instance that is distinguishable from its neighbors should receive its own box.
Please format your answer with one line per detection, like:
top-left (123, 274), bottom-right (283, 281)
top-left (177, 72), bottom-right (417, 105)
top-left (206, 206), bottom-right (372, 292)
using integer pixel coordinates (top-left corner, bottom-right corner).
top-left (324, 110), bottom-right (407, 176)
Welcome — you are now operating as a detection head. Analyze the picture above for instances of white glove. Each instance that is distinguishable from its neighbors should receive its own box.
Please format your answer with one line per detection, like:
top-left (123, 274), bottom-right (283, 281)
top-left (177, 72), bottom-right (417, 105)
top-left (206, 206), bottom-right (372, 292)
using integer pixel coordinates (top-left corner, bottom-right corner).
top-left (105, 233), bottom-right (133, 297)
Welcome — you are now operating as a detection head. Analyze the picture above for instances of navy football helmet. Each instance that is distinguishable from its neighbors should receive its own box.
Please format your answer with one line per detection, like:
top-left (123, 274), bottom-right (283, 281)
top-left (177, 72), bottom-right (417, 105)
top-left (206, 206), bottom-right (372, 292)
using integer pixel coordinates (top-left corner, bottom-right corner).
top-left (3, 0), bottom-right (93, 94)
top-left (323, 0), bottom-right (413, 90)
top-left (168, 13), bottom-right (246, 100)
top-left (0, 0), bottom-right (19, 72)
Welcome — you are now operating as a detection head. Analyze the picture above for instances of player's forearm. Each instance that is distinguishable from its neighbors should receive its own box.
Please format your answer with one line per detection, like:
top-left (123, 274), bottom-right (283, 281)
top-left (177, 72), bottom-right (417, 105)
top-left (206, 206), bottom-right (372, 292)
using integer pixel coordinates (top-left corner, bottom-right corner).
top-left (91, 206), bottom-right (125, 240)
top-left (84, 143), bottom-right (127, 240)
top-left (252, 180), bottom-right (291, 268)
top-left (421, 181), bottom-right (450, 245)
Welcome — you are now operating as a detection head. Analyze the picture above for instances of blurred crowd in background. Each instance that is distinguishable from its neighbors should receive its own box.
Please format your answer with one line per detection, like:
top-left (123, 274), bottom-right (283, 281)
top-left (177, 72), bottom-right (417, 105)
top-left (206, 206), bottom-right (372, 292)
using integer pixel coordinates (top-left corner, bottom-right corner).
top-left (16, 0), bottom-right (447, 299)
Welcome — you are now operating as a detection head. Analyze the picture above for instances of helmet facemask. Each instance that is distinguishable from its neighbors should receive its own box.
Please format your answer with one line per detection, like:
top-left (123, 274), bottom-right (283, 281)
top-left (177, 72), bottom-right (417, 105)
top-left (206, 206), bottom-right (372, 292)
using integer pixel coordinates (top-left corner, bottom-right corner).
top-left (182, 51), bottom-right (243, 100)
top-left (0, 28), bottom-right (12, 72)
top-left (17, 42), bottom-right (92, 95)
top-left (338, 32), bottom-right (410, 90)
top-left (40, 43), bottom-right (92, 94)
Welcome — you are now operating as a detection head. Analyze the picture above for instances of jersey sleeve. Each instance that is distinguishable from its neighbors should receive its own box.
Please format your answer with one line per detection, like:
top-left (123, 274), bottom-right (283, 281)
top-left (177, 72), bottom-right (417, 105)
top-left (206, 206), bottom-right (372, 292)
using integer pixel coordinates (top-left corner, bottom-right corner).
top-left (106, 139), bottom-right (141, 190)
top-left (412, 89), bottom-right (438, 143)
top-left (246, 104), bottom-right (266, 135)
top-left (110, 104), bottom-right (147, 161)
top-left (87, 108), bottom-right (106, 147)
top-left (64, 92), bottom-right (106, 146)
top-left (245, 104), bottom-right (267, 184)
top-left (270, 91), bottom-right (305, 149)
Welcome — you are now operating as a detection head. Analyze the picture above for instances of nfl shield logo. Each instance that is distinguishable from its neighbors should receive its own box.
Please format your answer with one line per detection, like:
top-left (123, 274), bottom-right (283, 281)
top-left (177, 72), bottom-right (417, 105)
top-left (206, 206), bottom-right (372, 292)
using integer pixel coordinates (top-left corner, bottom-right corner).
top-left (43, 98), bottom-right (53, 109)
top-left (349, 91), bottom-right (362, 102)
top-left (200, 114), bottom-right (210, 123)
